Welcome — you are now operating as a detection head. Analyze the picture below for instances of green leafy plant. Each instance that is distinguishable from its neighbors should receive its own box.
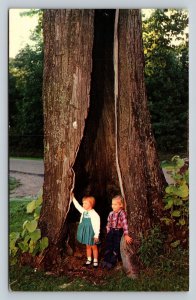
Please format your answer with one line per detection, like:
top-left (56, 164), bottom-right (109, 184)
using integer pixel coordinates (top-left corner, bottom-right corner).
top-left (138, 226), bottom-right (165, 267)
top-left (161, 155), bottom-right (189, 247)
top-left (9, 190), bottom-right (49, 265)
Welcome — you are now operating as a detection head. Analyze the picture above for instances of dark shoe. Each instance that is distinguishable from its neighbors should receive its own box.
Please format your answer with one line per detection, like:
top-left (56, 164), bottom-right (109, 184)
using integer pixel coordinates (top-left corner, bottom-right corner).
top-left (106, 262), bottom-right (113, 269)
top-left (101, 261), bottom-right (107, 268)
top-left (101, 261), bottom-right (112, 269)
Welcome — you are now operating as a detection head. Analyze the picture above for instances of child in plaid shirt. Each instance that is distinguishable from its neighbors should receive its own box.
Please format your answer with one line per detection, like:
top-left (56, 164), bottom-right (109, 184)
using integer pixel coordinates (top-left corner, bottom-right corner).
top-left (102, 195), bottom-right (133, 269)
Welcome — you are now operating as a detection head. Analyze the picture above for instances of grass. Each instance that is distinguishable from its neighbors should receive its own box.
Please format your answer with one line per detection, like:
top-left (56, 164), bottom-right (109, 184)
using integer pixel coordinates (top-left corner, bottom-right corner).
top-left (9, 199), bottom-right (34, 233)
top-left (9, 258), bottom-right (189, 291)
top-left (9, 199), bottom-right (189, 292)
top-left (9, 176), bottom-right (21, 191)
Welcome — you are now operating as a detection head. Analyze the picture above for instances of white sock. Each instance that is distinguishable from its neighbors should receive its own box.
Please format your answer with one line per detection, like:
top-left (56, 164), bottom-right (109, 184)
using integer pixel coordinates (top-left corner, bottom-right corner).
top-left (93, 258), bottom-right (98, 266)
top-left (86, 257), bottom-right (92, 264)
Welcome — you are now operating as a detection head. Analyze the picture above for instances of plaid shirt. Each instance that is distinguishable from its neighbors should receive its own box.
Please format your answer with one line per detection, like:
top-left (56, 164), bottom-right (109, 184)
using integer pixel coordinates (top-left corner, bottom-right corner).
top-left (106, 210), bottom-right (129, 235)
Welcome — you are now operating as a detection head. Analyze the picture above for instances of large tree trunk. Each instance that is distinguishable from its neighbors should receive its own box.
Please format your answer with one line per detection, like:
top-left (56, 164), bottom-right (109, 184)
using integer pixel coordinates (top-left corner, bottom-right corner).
top-left (39, 9), bottom-right (94, 247)
top-left (117, 10), bottom-right (166, 236)
top-left (39, 9), bottom-right (166, 275)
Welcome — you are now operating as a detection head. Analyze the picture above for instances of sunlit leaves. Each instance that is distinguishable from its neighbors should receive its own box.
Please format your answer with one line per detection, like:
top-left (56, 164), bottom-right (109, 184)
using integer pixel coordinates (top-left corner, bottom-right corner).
top-left (161, 156), bottom-right (189, 248)
top-left (9, 191), bottom-right (49, 265)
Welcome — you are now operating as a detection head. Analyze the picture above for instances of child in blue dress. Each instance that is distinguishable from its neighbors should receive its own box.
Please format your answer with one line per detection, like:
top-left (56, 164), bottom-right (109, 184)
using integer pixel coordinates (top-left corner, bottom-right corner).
top-left (71, 193), bottom-right (100, 267)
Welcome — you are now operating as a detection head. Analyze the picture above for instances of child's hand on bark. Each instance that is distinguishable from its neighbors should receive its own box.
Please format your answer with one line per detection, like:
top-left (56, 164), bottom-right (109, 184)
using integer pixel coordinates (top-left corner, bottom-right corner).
top-left (70, 192), bottom-right (74, 201)
top-left (124, 234), bottom-right (133, 244)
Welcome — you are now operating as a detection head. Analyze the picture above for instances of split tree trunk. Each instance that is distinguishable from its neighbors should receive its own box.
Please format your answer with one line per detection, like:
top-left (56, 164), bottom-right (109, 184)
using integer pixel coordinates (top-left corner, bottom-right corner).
top-left (39, 9), bottom-right (166, 273)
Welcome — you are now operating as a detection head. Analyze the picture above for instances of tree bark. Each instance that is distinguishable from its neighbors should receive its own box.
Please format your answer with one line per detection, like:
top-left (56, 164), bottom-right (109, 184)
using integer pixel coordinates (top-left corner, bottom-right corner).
top-left (39, 9), bottom-right (166, 273)
top-left (39, 10), bottom-right (94, 247)
top-left (117, 10), bottom-right (166, 236)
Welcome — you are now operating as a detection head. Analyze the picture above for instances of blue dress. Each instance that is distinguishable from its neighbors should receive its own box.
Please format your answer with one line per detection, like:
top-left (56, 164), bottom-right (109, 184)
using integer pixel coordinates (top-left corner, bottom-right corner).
top-left (77, 211), bottom-right (95, 245)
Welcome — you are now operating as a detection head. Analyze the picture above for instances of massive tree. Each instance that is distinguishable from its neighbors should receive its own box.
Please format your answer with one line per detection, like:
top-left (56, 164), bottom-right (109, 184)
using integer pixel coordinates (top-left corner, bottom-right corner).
top-left (39, 9), bottom-right (166, 275)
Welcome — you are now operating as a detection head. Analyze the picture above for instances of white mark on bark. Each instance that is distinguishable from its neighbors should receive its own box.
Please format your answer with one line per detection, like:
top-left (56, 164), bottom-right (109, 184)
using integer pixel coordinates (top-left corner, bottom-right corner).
top-left (72, 121), bottom-right (78, 129)
top-left (114, 9), bottom-right (126, 207)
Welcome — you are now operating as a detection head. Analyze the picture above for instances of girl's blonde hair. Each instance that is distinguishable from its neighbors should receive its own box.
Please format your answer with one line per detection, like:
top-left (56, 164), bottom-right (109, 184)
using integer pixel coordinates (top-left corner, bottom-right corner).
top-left (82, 196), bottom-right (96, 208)
top-left (112, 195), bottom-right (124, 209)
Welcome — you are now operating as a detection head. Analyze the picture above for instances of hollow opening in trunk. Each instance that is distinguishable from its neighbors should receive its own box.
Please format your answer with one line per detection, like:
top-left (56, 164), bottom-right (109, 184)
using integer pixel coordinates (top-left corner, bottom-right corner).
top-left (67, 9), bottom-right (121, 229)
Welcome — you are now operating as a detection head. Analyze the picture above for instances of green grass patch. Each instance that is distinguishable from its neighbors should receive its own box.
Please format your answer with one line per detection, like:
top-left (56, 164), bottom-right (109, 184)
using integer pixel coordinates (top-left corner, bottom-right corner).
top-left (9, 176), bottom-right (21, 191)
top-left (9, 199), bottom-right (33, 233)
top-left (9, 261), bottom-right (189, 292)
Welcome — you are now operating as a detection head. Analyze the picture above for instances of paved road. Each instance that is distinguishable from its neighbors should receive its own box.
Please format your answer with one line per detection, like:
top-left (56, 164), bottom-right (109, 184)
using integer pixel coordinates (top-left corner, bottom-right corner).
top-left (9, 158), bottom-right (44, 198)
top-left (9, 158), bottom-right (44, 175)
top-left (9, 158), bottom-right (173, 184)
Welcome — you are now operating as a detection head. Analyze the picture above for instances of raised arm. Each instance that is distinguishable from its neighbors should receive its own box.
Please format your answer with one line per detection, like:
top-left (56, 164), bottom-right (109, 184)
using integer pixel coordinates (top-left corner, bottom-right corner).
top-left (72, 196), bottom-right (85, 214)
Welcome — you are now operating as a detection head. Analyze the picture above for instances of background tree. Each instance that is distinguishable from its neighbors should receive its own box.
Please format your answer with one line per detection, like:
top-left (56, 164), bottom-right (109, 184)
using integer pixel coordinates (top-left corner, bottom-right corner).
top-left (142, 9), bottom-right (188, 154)
top-left (9, 10), bottom-right (44, 157)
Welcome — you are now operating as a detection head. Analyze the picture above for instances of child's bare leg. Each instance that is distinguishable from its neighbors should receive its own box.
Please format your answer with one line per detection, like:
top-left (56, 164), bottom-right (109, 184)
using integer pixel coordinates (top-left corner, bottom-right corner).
top-left (85, 245), bottom-right (92, 264)
top-left (92, 245), bottom-right (99, 267)
top-left (92, 245), bottom-right (98, 259)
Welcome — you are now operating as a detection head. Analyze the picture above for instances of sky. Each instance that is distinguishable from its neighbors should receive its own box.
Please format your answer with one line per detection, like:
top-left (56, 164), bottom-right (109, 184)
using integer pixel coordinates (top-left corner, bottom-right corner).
top-left (9, 8), bottom-right (188, 59)
top-left (8, 9), bottom-right (154, 59)
top-left (9, 9), bottom-right (38, 58)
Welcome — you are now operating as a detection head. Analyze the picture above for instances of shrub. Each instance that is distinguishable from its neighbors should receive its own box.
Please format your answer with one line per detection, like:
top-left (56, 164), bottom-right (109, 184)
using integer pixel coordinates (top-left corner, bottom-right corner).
top-left (161, 155), bottom-right (189, 248)
top-left (9, 190), bottom-right (49, 265)
top-left (138, 226), bottom-right (165, 267)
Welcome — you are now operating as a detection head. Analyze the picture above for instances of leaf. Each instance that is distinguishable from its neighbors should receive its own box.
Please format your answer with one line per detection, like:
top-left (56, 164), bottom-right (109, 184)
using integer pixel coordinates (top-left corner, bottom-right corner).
top-left (24, 235), bottom-right (31, 243)
top-left (178, 219), bottom-right (186, 226)
top-left (172, 156), bottom-right (184, 168)
top-left (176, 184), bottom-right (189, 198)
top-left (9, 232), bottom-right (20, 242)
top-left (176, 158), bottom-right (185, 168)
top-left (36, 193), bottom-right (43, 207)
top-left (170, 240), bottom-right (180, 248)
top-left (21, 228), bottom-right (27, 238)
top-left (165, 185), bottom-right (177, 195)
top-left (29, 240), bottom-right (36, 253)
top-left (184, 170), bottom-right (189, 184)
top-left (27, 200), bottom-right (36, 213)
top-left (172, 174), bottom-right (182, 181)
top-left (25, 220), bottom-right (38, 233)
top-left (18, 241), bottom-right (29, 252)
top-left (160, 217), bottom-right (172, 225)
top-left (10, 257), bottom-right (18, 266)
top-left (164, 199), bottom-right (173, 210)
top-left (39, 237), bottom-right (49, 251)
top-left (30, 229), bottom-right (41, 241)
top-left (23, 220), bottom-right (29, 230)
top-left (172, 210), bottom-right (181, 217)
top-left (173, 198), bottom-right (183, 206)
top-left (34, 206), bottom-right (41, 218)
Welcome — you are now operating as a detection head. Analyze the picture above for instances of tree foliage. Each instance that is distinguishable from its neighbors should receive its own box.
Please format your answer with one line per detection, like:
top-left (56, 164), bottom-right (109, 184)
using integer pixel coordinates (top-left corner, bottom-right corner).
top-left (9, 10), bottom-right (44, 156)
top-left (142, 9), bottom-right (188, 153)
